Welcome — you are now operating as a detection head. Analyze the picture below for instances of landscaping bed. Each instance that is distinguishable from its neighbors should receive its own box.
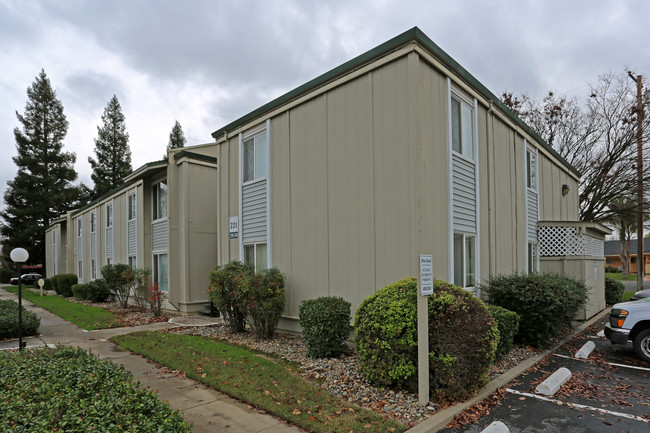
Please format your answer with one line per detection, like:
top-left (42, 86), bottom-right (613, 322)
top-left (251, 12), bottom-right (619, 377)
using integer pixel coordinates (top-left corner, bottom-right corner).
top-left (165, 323), bottom-right (538, 427)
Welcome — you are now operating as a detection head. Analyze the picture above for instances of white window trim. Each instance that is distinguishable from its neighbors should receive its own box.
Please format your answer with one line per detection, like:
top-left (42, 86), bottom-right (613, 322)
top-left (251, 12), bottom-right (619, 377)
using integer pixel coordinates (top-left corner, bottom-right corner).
top-left (127, 188), bottom-right (138, 267)
top-left (105, 199), bottom-right (114, 265)
top-left (52, 230), bottom-right (57, 275)
top-left (447, 79), bottom-right (480, 290)
top-left (77, 217), bottom-right (83, 281)
top-left (454, 231), bottom-right (477, 289)
top-left (152, 252), bottom-right (169, 292)
top-left (238, 120), bottom-right (272, 267)
top-left (152, 180), bottom-right (168, 223)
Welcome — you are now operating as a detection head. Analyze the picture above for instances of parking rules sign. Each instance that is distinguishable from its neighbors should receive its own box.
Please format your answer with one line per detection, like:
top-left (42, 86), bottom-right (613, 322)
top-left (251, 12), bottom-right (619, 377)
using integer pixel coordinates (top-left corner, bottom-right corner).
top-left (420, 254), bottom-right (433, 296)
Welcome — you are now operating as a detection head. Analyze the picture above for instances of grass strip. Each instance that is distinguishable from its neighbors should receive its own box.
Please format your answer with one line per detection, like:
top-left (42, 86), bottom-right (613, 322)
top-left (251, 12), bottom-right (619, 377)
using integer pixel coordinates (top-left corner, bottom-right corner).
top-left (605, 272), bottom-right (638, 281)
top-left (1, 286), bottom-right (120, 330)
top-left (113, 331), bottom-right (405, 433)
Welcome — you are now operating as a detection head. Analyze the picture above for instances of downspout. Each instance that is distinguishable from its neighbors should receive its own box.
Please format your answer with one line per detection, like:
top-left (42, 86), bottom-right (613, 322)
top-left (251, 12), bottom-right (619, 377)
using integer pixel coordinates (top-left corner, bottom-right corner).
top-left (486, 101), bottom-right (496, 289)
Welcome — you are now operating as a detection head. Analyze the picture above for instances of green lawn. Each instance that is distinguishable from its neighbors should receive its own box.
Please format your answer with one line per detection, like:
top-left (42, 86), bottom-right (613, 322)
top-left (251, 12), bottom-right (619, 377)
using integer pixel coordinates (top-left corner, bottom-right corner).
top-left (113, 331), bottom-right (405, 433)
top-left (606, 272), bottom-right (639, 281)
top-left (1, 286), bottom-right (120, 330)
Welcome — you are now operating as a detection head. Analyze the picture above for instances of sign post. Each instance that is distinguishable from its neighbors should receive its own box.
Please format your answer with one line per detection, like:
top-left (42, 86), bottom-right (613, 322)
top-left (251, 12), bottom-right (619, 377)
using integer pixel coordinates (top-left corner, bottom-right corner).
top-left (417, 254), bottom-right (433, 406)
top-left (38, 278), bottom-right (45, 297)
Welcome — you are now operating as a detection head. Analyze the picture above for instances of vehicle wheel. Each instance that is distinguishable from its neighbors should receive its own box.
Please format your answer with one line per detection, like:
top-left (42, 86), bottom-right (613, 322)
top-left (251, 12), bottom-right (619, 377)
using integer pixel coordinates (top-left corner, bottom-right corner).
top-left (633, 329), bottom-right (650, 362)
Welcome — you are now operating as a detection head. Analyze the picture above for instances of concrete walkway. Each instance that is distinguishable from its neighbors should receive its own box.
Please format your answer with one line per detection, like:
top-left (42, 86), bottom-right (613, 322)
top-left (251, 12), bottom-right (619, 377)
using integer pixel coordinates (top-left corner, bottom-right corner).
top-left (0, 287), bottom-right (302, 433)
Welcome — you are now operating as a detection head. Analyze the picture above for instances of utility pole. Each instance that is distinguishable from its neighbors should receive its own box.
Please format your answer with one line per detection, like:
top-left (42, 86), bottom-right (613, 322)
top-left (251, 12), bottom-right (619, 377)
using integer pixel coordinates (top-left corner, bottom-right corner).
top-left (628, 72), bottom-right (644, 291)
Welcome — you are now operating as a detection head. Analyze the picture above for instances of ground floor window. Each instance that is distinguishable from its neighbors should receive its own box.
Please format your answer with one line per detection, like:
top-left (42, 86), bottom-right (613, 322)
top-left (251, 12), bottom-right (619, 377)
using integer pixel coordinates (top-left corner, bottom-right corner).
top-left (91, 259), bottom-right (97, 280)
top-left (128, 255), bottom-right (137, 268)
top-left (527, 242), bottom-right (538, 274)
top-left (605, 257), bottom-right (614, 265)
top-left (153, 253), bottom-right (168, 292)
top-left (244, 243), bottom-right (267, 271)
top-left (453, 233), bottom-right (475, 288)
top-left (78, 261), bottom-right (83, 280)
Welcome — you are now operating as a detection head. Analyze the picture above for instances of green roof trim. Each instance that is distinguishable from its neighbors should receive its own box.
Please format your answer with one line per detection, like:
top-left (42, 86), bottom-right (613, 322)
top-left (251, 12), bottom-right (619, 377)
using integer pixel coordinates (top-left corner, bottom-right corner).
top-left (210, 26), bottom-right (580, 177)
top-left (70, 160), bottom-right (167, 217)
top-left (173, 150), bottom-right (218, 165)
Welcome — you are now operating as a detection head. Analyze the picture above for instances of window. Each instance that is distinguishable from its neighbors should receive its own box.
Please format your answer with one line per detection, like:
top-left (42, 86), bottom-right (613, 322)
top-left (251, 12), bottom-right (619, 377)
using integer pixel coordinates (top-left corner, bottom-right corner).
top-left (90, 212), bottom-right (96, 233)
top-left (451, 94), bottom-right (474, 159)
top-left (77, 218), bottom-right (82, 237)
top-left (453, 233), bottom-right (475, 288)
top-left (243, 131), bottom-right (268, 182)
top-left (527, 242), bottom-right (538, 273)
top-left (606, 258), bottom-right (614, 265)
top-left (153, 181), bottom-right (168, 220)
top-left (77, 219), bottom-right (83, 279)
top-left (631, 256), bottom-right (637, 264)
top-left (244, 243), bottom-right (267, 271)
top-left (128, 256), bottom-right (137, 268)
top-left (106, 203), bottom-right (113, 228)
top-left (128, 191), bottom-right (137, 221)
top-left (153, 253), bottom-right (168, 292)
top-left (526, 148), bottom-right (537, 189)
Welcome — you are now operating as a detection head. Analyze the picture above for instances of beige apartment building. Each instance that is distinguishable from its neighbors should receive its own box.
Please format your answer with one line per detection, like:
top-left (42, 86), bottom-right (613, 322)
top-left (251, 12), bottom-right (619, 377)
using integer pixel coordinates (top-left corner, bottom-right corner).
top-left (46, 27), bottom-right (609, 327)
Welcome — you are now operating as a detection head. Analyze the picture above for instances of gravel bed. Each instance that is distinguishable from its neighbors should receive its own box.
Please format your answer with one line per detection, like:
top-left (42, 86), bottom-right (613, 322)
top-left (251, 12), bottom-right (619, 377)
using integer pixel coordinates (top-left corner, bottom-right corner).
top-left (167, 323), bottom-right (537, 427)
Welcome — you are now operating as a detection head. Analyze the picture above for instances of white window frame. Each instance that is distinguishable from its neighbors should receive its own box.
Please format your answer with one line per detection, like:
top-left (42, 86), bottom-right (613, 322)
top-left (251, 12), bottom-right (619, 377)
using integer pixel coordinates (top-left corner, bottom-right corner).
top-left (105, 200), bottom-right (113, 265)
top-left (450, 89), bottom-right (476, 161)
top-left (243, 243), bottom-right (268, 272)
top-left (527, 241), bottom-right (539, 274)
top-left (153, 253), bottom-right (168, 293)
top-left (242, 128), bottom-right (269, 185)
top-left (52, 230), bottom-right (57, 275)
top-left (152, 180), bottom-right (168, 221)
top-left (76, 218), bottom-right (83, 280)
top-left (453, 232), bottom-right (476, 289)
top-left (238, 121), bottom-right (272, 268)
top-left (127, 189), bottom-right (137, 267)
top-left (526, 146), bottom-right (538, 192)
top-left (90, 210), bottom-right (97, 280)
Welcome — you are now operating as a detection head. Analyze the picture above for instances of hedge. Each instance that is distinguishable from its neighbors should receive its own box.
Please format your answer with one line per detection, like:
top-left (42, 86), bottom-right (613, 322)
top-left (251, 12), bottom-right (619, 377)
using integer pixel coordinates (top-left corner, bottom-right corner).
top-left (299, 296), bottom-right (352, 358)
top-left (605, 276), bottom-right (625, 305)
top-left (487, 305), bottom-right (520, 359)
top-left (0, 347), bottom-right (191, 432)
top-left (0, 300), bottom-right (40, 339)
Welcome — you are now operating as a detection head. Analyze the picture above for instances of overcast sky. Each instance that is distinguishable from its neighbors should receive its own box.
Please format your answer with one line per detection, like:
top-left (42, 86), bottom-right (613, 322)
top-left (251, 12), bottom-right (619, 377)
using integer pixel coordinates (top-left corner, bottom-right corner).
top-left (1, 0), bottom-right (649, 210)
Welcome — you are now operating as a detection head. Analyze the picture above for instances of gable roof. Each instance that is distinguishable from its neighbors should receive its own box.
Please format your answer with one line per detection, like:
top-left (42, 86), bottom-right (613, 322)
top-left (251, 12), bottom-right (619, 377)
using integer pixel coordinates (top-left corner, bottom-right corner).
top-left (210, 26), bottom-right (580, 178)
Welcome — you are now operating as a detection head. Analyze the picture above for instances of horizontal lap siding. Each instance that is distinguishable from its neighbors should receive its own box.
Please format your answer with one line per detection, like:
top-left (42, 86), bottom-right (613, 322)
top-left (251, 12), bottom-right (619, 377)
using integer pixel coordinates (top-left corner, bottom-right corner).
top-left (452, 153), bottom-right (476, 233)
top-left (106, 227), bottom-right (113, 260)
top-left (127, 220), bottom-right (136, 256)
top-left (152, 220), bottom-right (167, 252)
top-left (242, 179), bottom-right (267, 243)
top-left (527, 190), bottom-right (538, 241)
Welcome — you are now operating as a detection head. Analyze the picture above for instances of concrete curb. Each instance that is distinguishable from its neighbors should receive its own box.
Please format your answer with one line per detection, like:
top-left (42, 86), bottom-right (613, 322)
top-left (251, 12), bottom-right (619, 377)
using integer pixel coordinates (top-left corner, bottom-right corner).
top-left (406, 308), bottom-right (610, 433)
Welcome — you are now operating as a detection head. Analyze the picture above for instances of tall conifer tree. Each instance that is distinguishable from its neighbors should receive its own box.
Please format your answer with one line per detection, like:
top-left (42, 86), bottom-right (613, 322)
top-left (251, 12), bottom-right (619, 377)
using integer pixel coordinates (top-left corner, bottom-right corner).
top-left (1, 69), bottom-right (79, 267)
top-left (167, 120), bottom-right (186, 152)
top-left (88, 95), bottom-right (132, 199)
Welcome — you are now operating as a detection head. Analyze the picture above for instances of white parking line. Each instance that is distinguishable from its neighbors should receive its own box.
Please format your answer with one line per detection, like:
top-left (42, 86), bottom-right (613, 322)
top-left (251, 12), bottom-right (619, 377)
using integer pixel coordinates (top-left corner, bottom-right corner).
top-left (554, 353), bottom-right (650, 372)
top-left (505, 388), bottom-right (649, 423)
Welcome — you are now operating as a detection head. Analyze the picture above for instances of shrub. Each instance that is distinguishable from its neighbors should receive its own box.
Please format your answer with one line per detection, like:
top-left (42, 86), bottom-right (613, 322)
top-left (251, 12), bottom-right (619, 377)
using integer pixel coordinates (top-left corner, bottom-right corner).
top-left (605, 276), bottom-right (625, 305)
top-left (299, 296), bottom-right (352, 358)
top-left (355, 278), bottom-right (497, 402)
top-left (71, 283), bottom-right (87, 300)
top-left (49, 275), bottom-right (59, 293)
top-left (84, 279), bottom-right (112, 303)
top-left (101, 264), bottom-right (135, 307)
top-left (485, 273), bottom-right (588, 348)
top-left (43, 277), bottom-right (54, 291)
top-left (207, 261), bottom-right (253, 333)
top-left (487, 305), bottom-right (520, 359)
top-left (240, 267), bottom-right (285, 339)
top-left (0, 347), bottom-right (191, 432)
top-left (55, 274), bottom-right (78, 297)
top-left (149, 283), bottom-right (165, 316)
top-left (132, 267), bottom-right (152, 312)
top-left (0, 300), bottom-right (41, 339)
top-left (605, 265), bottom-right (621, 273)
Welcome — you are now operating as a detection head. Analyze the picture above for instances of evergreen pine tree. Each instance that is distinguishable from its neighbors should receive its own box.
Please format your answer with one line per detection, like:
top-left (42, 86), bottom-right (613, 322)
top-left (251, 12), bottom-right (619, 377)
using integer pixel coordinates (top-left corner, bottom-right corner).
top-left (1, 69), bottom-right (79, 267)
top-left (167, 120), bottom-right (186, 152)
top-left (88, 95), bottom-right (132, 199)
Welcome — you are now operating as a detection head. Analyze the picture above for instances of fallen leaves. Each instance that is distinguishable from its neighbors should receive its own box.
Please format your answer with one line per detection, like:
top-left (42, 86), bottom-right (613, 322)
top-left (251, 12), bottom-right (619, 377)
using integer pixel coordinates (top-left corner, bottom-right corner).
top-left (446, 387), bottom-right (507, 429)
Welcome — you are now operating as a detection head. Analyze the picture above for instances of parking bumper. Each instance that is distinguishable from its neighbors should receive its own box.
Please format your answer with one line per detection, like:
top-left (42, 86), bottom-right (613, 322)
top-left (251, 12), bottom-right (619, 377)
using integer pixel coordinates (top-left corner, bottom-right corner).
top-left (604, 323), bottom-right (630, 345)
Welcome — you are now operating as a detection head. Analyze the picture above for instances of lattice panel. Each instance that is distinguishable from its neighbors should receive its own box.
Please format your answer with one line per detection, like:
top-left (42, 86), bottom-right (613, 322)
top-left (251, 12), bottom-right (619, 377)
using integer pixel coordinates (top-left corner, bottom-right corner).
top-left (538, 226), bottom-right (604, 258)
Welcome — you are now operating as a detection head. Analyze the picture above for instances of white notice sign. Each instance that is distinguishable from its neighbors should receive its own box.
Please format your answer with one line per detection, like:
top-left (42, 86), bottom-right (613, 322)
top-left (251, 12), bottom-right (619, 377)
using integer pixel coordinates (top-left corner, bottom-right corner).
top-left (229, 216), bottom-right (239, 239)
top-left (420, 254), bottom-right (433, 296)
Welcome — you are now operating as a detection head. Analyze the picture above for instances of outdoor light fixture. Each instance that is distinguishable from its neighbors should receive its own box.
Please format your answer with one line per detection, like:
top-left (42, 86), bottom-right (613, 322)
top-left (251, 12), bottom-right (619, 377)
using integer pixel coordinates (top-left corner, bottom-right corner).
top-left (10, 247), bottom-right (29, 350)
top-left (562, 184), bottom-right (570, 196)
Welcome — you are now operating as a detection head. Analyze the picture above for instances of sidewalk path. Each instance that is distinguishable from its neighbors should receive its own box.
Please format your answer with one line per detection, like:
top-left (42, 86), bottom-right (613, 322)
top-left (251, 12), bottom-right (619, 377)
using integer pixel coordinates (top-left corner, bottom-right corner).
top-left (0, 287), bottom-right (302, 433)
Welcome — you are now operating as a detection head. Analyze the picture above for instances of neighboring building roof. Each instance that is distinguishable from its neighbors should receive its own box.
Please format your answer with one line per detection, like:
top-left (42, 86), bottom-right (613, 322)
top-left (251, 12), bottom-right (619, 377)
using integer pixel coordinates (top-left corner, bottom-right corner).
top-left (604, 239), bottom-right (650, 256)
top-left (173, 150), bottom-right (218, 165)
top-left (210, 26), bottom-right (580, 178)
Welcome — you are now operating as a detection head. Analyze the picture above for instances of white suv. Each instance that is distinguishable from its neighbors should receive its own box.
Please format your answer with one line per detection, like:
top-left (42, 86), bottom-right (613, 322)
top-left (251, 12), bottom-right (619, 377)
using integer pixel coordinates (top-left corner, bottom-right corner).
top-left (605, 298), bottom-right (650, 362)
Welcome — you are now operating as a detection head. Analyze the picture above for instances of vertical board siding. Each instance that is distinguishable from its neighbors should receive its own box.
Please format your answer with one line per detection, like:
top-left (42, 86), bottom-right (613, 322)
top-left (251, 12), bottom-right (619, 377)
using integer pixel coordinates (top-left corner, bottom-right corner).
top-left (452, 153), bottom-right (476, 232)
top-left (242, 179), bottom-right (268, 243)
top-left (152, 219), bottom-right (168, 252)
top-left (127, 220), bottom-right (136, 256)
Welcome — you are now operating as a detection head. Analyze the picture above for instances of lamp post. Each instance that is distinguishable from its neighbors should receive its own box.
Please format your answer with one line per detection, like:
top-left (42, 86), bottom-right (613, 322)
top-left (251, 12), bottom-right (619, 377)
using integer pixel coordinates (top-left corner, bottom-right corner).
top-left (10, 248), bottom-right (29, 350)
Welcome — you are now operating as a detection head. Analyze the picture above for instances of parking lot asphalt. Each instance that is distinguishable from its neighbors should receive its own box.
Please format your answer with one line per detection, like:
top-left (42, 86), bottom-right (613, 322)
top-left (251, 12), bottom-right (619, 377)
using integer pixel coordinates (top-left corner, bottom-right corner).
top-left (444, 317), bottom-right (650, 433)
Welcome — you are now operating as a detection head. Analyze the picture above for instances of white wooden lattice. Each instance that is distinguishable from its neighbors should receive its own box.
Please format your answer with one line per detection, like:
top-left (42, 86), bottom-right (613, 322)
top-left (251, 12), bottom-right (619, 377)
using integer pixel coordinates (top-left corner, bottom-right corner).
top-left (538, 226), bottom-right (604, 258)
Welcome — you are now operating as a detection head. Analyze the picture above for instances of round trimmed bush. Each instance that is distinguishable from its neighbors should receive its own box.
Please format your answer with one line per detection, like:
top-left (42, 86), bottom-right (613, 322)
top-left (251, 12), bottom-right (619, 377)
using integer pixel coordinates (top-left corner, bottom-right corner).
top-left (485, 273), bottom-right (588, 348)
top-left (355, 278), bottom-right (498, 402)
top-left (605, 276), bottom-right (625, 305)
top-left (0, 300), bottom-right (41, 339)
top-left (85, 279), bottom-right (112, 302)
top-left (71, 283), bottom-right (88, 300)
top-left (299, 296), bottom-right (352, 358)
top-left (487, 305), bottom-right (520, 359)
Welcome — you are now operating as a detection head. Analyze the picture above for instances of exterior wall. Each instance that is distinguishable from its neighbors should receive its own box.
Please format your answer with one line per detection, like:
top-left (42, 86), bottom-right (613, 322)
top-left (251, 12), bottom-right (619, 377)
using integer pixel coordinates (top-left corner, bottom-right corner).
top-left (605, 255), bottom-right (650, 273)
top-left (212, 49), bottom-right (581, 327)
top-left (168, 145), bottom-right (219, 312)
top-left (44, 222), bottom-right (67, 278)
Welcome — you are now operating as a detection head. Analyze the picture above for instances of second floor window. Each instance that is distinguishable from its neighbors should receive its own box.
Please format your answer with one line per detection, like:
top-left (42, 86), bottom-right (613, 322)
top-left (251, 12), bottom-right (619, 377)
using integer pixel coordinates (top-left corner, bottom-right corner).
top-left (153, 181), bottom-right (168, 220)
top-left (243, 130), bottom-right (268, 182)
